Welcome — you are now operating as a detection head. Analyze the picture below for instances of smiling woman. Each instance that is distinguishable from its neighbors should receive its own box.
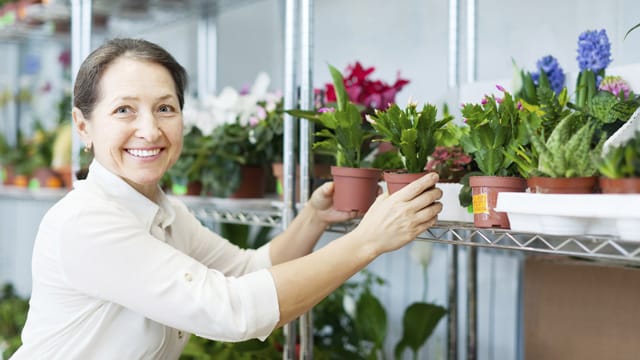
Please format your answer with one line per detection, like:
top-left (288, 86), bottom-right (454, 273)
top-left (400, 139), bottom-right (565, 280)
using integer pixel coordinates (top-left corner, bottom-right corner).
top-left (10, 38), bottom-right (443, 360)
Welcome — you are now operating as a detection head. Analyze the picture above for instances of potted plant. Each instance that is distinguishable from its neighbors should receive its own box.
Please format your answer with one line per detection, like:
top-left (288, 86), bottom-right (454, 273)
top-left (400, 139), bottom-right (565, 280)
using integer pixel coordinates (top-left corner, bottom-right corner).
top-left (168, 74), bottom-right (284, 198)
top-left (598, 131), bottom-right (640, 193)
top-left (460, 85), bottom-right (528, 228)
top-left (526, 111), bottom-right (605, 194)
top-left (288, 64), bottom-right (380, 213)
top-left (367, 101), bottom-right (452, 194)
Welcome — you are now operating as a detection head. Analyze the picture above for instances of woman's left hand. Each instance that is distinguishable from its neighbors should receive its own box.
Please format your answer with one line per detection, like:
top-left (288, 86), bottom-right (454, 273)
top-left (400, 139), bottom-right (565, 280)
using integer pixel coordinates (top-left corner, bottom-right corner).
top-left (308, 182), bottom-right (358, 225)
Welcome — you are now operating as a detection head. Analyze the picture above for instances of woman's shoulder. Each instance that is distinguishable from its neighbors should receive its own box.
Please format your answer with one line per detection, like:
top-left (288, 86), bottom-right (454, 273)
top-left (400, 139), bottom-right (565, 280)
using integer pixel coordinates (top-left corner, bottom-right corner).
top-left (43, 180), bottom-right (133, 225)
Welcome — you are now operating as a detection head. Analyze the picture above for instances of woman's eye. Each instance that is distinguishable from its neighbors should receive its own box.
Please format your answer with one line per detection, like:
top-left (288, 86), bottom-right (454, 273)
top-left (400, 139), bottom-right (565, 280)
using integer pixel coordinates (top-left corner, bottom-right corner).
top-left (114, 106), bottom-right (131, 114)
top-left (159, 105), bottom-right (175, 113)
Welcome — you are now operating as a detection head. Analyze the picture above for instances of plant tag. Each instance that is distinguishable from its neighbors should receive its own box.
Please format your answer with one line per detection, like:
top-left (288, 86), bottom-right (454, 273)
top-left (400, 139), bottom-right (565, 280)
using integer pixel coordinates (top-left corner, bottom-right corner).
top-left (472, 193), bottom-right (489, 214)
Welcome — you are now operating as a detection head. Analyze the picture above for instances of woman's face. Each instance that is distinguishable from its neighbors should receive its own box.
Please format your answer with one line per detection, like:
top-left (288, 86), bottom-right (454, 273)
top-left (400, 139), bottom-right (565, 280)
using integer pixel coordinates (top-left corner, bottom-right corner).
top-left (73, 57), bottom-right (183, 199)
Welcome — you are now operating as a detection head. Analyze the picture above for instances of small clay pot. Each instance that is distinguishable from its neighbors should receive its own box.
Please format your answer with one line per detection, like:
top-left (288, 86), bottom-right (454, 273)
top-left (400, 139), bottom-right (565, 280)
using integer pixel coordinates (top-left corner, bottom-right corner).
top-left (383, 170), bottom-right (429, 195)
top-left (469, 175), bottom-right (527, 229)
top-left (331, 166), bottom-right (381, 214)
top-left (527, 176), bottom-right (597, 194)
top-left (599, 177), bottom-right (640, 194)
top-left (229, 166), bottom-right (267, 199)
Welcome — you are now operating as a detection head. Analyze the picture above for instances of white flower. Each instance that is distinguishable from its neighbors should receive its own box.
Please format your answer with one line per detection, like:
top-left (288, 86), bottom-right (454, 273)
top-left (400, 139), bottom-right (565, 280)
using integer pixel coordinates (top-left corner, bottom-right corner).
top-left (342, 294), bottom-right (356, 318)
top-left (410, 241), bottom-right (433, 267)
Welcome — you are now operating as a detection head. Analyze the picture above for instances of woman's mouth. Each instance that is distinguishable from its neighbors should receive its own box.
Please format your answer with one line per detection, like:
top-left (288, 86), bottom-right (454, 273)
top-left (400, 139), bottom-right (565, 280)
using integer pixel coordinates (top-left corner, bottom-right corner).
top-left (126, 148), bottom-right (162, 158)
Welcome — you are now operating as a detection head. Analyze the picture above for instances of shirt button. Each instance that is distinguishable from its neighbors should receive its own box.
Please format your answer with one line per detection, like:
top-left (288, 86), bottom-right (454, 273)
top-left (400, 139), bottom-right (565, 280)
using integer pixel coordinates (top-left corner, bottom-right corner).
top-left (184, 273), bottom-right (193, 282)
top-left (178, 330), bottom-right (184, 339)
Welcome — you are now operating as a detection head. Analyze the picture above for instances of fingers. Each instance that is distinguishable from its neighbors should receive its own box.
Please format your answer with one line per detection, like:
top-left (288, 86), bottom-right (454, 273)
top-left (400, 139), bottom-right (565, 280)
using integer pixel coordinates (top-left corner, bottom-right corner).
top-left (393, 172), bottom-right (440, 202)
top-left (408, 186), bottom-right (443, 212)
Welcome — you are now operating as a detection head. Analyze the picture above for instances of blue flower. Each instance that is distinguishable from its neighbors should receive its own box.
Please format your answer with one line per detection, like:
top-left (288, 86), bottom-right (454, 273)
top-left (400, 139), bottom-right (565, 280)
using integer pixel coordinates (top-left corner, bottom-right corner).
top-left (576, 29), bottom-right (612, 74)
top-left (531, 55), bottom-right (566, 94)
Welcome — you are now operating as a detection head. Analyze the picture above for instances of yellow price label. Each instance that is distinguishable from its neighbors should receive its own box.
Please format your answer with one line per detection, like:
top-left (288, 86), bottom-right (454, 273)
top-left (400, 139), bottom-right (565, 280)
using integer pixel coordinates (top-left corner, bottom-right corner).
top-left (472, 193), bottom-right (489, 214)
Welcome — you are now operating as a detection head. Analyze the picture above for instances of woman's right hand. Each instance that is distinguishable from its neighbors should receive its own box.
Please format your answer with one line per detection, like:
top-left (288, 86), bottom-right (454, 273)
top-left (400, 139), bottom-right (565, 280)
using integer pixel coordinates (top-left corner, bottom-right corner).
top-left (352, 172), bottom-right (443, 256)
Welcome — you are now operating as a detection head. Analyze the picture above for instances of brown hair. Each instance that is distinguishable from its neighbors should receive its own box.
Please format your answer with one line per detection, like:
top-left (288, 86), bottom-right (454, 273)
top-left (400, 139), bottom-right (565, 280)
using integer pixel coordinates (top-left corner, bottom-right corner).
top-left (73, 38), bottom-right (188, 118)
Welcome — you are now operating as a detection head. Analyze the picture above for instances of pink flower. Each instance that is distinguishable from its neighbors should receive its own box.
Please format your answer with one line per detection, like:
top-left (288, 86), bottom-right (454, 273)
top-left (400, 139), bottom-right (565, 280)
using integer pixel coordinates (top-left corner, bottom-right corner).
top-left (481, 97), bottom-right (488, 105)
top-left (496, 84), bottom-right (506, 92)
top-left (248, 116), bottom-right (260, 126)
top-left (516, 101), bottom-right (523, 110)
top-left (496, 97), bottom-right (504, 104)
top-left (318, 107), bottom-right (335, 113)
top-left (599, 75), bottom-right (632, 100)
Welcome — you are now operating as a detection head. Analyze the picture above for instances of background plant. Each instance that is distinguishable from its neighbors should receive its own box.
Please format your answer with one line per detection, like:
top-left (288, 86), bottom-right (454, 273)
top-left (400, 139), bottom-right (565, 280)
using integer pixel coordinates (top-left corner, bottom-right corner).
top-left (598, 132), bottom-right (640, 179)
top-left (367, 102), bottom-right (452, 173)
top-left (0, 284), bottom-right (29, 359)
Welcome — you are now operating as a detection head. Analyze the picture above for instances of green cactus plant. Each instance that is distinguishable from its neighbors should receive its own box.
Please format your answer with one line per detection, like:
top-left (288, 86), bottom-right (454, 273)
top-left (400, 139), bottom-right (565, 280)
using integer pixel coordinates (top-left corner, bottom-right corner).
top-left (528, 112), bottom-right (605, 178)
top-left (367, 102), bottom-right (453, 173)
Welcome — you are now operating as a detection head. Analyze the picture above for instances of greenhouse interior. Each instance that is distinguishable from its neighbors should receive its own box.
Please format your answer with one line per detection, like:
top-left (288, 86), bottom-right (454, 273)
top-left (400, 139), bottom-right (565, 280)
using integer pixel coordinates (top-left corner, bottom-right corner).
top-left (1, 0), bottom-right (640, 359)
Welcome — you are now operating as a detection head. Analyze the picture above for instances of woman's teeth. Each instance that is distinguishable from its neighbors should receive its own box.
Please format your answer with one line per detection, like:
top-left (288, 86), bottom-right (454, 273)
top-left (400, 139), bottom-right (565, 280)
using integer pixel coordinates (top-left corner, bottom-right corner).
top-left (127, 148), bottom-right (161, 158)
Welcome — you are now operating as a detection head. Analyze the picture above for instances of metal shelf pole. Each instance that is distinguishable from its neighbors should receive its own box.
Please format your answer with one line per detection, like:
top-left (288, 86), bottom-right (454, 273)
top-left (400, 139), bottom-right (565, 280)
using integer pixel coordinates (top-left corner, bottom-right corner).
top-left (282, 0), bottom-right (299, 358)
top-left (298, 0), bottom-right (314, 358)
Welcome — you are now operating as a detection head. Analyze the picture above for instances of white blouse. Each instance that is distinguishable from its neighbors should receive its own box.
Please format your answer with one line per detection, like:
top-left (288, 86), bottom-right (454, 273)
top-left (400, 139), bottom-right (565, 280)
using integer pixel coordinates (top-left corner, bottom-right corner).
top-left (11, 160), bottom-right (280, 360)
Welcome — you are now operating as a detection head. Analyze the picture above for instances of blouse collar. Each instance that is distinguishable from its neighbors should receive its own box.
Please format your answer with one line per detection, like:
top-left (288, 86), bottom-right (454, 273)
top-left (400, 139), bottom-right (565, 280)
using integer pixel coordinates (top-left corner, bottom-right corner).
top-left (85, 160), bottom-right (176, 232)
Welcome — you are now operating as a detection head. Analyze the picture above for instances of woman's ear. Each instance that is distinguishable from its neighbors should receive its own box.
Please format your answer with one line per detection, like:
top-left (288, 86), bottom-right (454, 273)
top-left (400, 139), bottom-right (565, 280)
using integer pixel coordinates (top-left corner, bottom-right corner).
top-left (72, 107), bottom-right (91, 145)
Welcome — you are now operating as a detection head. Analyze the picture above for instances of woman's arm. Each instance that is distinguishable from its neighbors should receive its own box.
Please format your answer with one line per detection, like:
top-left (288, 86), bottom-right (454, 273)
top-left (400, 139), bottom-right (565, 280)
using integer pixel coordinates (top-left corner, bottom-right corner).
top-left (270, 172), bottom-right (442, 326)
top-left (268, 181), bottom-right (355, 265)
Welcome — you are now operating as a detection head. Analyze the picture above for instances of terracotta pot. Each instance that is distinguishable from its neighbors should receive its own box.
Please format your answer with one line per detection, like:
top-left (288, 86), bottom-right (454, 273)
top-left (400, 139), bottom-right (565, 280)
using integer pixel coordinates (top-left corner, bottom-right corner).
top-left (13, 174), bottom-right (29, 188)
top-left (469, 175), bottom-right (527, 229)
top-left (383, 170), bottom-right (429, 195)
top-left (331, 166), bottom-right (381, 213)
top-left (599, 177), bottom-right (640, 194)
top-left (272, 162), bottom-right (332, 201)
top-left (229, 166), bottom-right (267, 199)
top-left (53, 165), bottom-right (73, 189)
top-left (2, 165), bottom-right (15, 186)
top-left (30, 167), bottom-right (63, 189)
top-left (527, 176), bottom-right (597, 194)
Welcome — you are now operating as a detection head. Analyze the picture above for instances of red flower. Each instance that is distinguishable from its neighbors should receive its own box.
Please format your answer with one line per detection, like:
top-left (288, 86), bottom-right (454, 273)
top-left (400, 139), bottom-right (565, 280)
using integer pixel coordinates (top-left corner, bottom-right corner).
top-left (323, 61), bottom-right (409, 111)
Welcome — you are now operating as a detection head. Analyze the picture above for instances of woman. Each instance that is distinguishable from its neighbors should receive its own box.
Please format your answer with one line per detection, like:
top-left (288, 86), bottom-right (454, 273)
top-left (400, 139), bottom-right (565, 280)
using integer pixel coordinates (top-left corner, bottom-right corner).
top-left (12, 38), bottom-right (442, 359)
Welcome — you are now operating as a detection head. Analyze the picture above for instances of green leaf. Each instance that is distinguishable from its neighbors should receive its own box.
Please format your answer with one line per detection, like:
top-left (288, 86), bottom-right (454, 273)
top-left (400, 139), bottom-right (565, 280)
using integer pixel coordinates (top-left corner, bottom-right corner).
top-left (394, 302), bottom-right (447, 358)
top-left (624, 22), bottom-right (640, 40)
top-left (329, 64), bottom-right (348, 112)
top-left (354, 290), bottom-right (387, 349)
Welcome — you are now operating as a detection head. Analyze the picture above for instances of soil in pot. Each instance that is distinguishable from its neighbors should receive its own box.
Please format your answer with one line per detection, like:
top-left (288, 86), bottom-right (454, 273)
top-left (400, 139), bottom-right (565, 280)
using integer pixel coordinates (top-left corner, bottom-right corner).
top-left (331, 166), bottom-right (381, 214)
top-left (470, 175), bottom-right (527, 229)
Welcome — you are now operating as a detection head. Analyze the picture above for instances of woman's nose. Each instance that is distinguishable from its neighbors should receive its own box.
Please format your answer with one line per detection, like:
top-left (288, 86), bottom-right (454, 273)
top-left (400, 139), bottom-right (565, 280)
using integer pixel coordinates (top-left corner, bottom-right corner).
top-left (135, 111), bottom-right (162, 141)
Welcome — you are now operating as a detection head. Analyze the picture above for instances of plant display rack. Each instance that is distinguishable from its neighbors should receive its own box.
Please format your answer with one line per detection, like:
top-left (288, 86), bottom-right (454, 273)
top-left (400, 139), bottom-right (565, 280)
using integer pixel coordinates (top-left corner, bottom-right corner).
top-left (180, 200), bottom-right (640, 265)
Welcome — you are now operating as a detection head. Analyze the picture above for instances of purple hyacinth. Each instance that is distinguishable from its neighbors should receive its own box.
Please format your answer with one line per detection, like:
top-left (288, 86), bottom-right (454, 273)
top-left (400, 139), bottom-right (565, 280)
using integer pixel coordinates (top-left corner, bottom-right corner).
top-left (531, 55), bottom-right (565, 94)
top-left (576, 29), bottom-right (612, 74)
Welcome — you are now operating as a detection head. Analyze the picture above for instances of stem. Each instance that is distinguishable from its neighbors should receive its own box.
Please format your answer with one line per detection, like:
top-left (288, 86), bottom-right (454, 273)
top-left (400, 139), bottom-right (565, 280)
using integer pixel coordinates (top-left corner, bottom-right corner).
top-left (422, 263), bottom-right (429, 302)
top-left (413, 350), bottom-right (419, 360)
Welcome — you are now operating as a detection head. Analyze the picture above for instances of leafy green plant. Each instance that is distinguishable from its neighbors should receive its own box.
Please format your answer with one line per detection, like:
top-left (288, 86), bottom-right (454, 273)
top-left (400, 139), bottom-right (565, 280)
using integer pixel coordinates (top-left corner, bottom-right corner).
top-left (528, 112), bottom-right (605, 178)
top-left (459, 86), bottom-right (526, 177)
top-left (598, 132), bottom-right (640, 179)
top-left (287, 64), bottom-right (375, 168)
top-left (505, 86), bottom-right (569, 178)
top-left (0, 284), bottom-right (29, 359)
top-left (367, 103), bottom-right (453, 173)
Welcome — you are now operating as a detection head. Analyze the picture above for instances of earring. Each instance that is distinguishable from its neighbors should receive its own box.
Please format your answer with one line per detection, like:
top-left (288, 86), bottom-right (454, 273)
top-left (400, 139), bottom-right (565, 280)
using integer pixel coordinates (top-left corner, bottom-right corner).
top-left (84, 143), bottom-right (92, 153)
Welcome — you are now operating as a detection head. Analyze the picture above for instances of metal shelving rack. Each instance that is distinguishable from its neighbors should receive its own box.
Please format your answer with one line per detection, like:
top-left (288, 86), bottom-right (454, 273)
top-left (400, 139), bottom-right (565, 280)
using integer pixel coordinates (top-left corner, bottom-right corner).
top-left (52, 1), bottom-right (640, 359)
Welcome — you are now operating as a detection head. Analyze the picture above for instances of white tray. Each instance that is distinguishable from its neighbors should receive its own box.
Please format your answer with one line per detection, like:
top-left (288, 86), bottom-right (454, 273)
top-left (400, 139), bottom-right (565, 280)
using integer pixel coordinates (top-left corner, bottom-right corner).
top-left (495, 192), bottom-right (640, 241)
